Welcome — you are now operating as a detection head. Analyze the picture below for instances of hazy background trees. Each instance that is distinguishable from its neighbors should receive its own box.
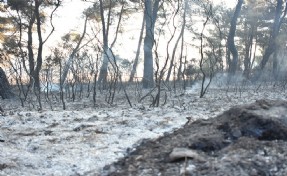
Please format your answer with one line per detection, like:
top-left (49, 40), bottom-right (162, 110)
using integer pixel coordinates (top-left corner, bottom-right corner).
top-left (0, 0), bottom-right (287, 109)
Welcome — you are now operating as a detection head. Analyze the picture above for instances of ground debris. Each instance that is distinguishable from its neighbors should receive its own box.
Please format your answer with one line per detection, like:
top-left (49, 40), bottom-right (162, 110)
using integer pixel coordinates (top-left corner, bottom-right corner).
top-left (104, 99), bottom-right (287, 176)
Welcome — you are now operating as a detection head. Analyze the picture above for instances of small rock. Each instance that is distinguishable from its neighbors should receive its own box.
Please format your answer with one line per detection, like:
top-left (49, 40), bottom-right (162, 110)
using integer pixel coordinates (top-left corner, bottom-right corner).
top-left (169, 147), bottom-right (205, 162)
top-left (231, 128), bottom-right (242, 138)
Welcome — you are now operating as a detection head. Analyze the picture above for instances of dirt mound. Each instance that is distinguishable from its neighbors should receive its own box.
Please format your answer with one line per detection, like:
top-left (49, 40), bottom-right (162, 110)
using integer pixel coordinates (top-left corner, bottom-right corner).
top-left (103, 100), bottom-right (287, 176)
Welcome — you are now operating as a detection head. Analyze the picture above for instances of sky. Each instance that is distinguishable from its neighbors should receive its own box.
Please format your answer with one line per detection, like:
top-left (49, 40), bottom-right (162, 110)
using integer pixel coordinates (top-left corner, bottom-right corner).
top-left (44, 0), bottom-right (238, 78)
top-left (50, 0), bottom-right (237, 42)
top-left (45, 1), bottom-right (90, 45)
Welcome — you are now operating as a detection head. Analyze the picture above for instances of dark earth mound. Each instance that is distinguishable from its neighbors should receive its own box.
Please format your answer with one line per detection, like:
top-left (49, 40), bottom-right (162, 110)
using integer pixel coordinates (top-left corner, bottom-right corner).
top-left (102, 100), bottom-right (287, 176)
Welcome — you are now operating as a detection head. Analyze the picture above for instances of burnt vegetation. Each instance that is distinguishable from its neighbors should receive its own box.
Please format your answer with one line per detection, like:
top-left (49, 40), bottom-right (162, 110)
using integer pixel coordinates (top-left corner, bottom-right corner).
top-left (0, 0), bottom-right (287, 175)
top-left (0, 0), bottom-right (286, 110)
top-left (105, 100), bottom-right (287, 175)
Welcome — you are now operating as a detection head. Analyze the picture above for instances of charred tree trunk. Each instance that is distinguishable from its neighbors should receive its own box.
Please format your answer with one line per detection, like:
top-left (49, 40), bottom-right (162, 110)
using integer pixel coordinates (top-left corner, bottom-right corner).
top-left (243, 22), bottom-right (254, 78)
top-left (27, 12), bottom-right (36, 86)
top-left (0, 68), bottom-right (14, 99)
top-left (34, 0), bottom-right (42, 90)
top-left (129, 11), bottom-right (145, 83)
top-left (227, 0), bottom-right (243, 75)
top-left (143, 0), bottom-right (160, 88)
top-left (97, 0), bottom-right (113, 89)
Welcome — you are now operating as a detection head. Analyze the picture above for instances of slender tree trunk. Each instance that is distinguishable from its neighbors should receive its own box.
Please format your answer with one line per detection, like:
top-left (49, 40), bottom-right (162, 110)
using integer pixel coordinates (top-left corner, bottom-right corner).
top-left (98, 0), bottom-right (112, 88)
top-left (199, 10), bottom-right (211, 98)
top-left (110, 3), bottom-right (124, 49)
top-left (27, 12), bottom-right (36, 85)
top-left (273, 48), bottom-right (279, 78)
top-left (227, 0), bottom-right (243, 75)
top-left (243, 22), bottom-right (254, 78)
top-left (166, 1), bottom-right (186, 82)
top-left (33, 0), bottom-right (60, 89)
top-left (34, 0), bottom-right (42, 89)
top-left (61, 15), bottom-right (88, 86)
top-left (98, 47), bottom-right (109, 88)
top-left (129, 11), bottom-right (145, 82)
top-left (143, 0), bottom-right (160, 88)
top-left (213, 18), bottom-right (224, 71)
top-left (177, 1), bottom-right (187, 81)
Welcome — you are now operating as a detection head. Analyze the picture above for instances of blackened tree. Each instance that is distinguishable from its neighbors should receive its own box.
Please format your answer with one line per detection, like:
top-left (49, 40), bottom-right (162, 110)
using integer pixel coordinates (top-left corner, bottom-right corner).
top-left (227, 0), bottom-right (243, 75)
top-left (0, 67), bottom-right (14, 99)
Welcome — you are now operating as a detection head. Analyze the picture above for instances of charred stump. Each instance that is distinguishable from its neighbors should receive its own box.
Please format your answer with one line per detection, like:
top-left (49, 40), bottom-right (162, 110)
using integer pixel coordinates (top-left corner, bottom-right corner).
top-left (0, 67), bottom-right (14, 99)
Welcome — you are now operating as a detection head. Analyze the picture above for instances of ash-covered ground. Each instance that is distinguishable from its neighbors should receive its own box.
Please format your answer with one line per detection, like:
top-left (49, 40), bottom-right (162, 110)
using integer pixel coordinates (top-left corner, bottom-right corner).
top-left (0, 82), bottom-right (287, 175)
top-left (104, 99), bottom-right (287, 176)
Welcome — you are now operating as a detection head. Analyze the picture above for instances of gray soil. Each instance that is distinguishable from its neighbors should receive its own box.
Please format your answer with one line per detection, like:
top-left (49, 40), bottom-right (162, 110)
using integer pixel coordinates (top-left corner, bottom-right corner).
top-left (103, 99), bottom-right (287, 176)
